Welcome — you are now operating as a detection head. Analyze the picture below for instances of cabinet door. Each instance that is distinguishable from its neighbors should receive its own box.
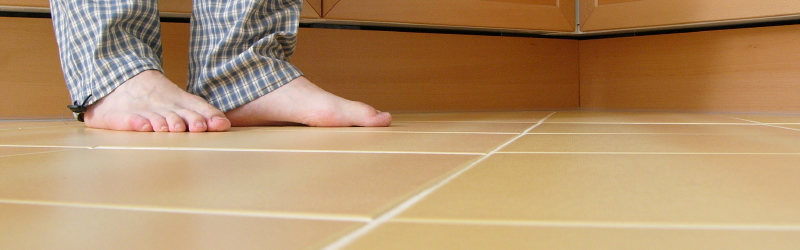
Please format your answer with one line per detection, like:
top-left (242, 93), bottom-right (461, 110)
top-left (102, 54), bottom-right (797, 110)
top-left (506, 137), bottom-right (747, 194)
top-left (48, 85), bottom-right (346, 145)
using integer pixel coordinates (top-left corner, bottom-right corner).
top-left (322, 0), bottom-right (576, 32)
top-left (581, 0), bottom-right (800, 32)
top-left (0, 0), bottom-right (319, 18)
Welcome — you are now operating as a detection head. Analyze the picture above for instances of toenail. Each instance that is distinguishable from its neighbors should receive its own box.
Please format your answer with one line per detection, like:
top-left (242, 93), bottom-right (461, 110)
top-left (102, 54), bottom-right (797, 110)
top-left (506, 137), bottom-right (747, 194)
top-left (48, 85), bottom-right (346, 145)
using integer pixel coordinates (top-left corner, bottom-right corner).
top-left (142, 124), bottom-right (151, 131)
top-left (196, 122), bottom-right (207, 128)
top-left (160, 126), bottom-right (168, 132)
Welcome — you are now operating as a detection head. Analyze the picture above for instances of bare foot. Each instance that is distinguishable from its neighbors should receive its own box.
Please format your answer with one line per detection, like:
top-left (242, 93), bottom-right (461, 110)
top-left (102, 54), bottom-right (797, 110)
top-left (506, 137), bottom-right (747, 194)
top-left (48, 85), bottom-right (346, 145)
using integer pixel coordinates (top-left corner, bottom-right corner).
top-left (225, 77), bottom-right (392, 127)
top-left (84, 70), bottom-right (231, 132)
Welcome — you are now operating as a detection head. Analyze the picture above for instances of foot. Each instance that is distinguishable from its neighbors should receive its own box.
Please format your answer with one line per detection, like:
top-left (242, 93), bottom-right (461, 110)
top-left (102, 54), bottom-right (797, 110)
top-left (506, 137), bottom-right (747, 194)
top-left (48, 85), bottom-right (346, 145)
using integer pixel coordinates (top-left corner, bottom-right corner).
top-left (84, 70), bottom-right (231, 132)
top-left (225, 77), bottom-right (392, 127)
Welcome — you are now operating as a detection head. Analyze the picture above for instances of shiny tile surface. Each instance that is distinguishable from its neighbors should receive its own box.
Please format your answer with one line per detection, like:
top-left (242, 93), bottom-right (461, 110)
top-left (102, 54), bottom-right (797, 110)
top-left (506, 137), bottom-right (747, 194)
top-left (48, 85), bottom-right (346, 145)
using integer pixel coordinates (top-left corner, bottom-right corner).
top-left (0, 146), bottom-right (75, 157)
top-left (3, 111), bottom-right (799, 249)
top-left (723, 114), bottom-right (800, 124)
top-left (0, 127), bottom-right (514, 153)
top-left (0, 149), bottom-right (477, 218)
top-left (0, 120), bottom-right (80, 130)
top-left (546, 111), bottom-right (749, 124)
top-left (345, 222), bottom-right (800, 250)
top-left (253, 121), bottom-right (533, 134)
top-left (530, 123), bottom-right (800, 135)
top-left (392, 111), bottom-right (553, 122)
top-left (0, 202), bottom-right (361, 250)
top-left (502, 134), bottom-right (800, 153)
top-left (397, 154), bottom-right (800, 225)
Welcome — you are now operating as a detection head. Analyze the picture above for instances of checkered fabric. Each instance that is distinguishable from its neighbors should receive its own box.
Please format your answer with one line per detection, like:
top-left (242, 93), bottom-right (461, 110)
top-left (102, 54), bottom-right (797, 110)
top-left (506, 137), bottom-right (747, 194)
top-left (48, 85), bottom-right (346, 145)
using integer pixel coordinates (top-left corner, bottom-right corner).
top-left (50, 0), bottom-right (304, 112)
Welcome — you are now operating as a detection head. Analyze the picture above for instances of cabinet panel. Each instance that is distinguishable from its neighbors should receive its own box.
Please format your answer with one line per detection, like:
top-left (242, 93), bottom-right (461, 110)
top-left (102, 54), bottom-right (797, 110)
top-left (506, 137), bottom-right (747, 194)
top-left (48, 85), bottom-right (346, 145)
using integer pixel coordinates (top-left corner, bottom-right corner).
top-left (323, 0), bottom-right (575, 32)
top-left (580, 24), bottom-right (800, 113)
top-left (582, 0), bottom-right (800, 32)
top-left (292, 28), bottom-right (580, 112)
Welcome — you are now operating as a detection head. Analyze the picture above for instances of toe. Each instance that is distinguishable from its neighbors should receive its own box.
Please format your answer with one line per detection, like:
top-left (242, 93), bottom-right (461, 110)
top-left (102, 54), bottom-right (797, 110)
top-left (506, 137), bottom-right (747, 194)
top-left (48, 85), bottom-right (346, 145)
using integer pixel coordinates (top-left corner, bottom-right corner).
top-left (124, 114), bottom-right (154, 132)
top-left (140, 112), bottom-right (170, 132)
top-left (176, 109), bottom-right (208, 132)
top-left (161, 111), bottom-right (187, 132)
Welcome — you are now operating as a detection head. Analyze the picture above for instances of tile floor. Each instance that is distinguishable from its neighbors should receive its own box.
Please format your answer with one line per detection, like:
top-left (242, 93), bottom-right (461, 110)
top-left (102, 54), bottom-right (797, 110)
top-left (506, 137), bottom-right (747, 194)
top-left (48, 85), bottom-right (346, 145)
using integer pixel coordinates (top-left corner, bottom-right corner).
top-left (1, 111), bottom-right (800, 249)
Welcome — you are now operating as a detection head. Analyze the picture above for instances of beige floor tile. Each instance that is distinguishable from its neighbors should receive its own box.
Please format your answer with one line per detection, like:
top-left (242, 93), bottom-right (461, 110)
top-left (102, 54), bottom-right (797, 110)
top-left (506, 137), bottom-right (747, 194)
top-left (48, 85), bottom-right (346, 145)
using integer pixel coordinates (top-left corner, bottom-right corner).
top-left (0, 146), bottom-right (76, 157)
top-left (344, 222), bottom-right (800, 250)
top-left (0, 202), bottom-right (361, 250)
top-left (501, 134), bottom-right (800, 153)
top-left (0, 149), bottom-right (478, 218)
top-left (530, 123), bottom-right (800, 135)
top-left (546, 111), bottom-right (750, 124)
top-left (722, 114), bottom-right (800, 124)
top-left (0, 127), bottom-right (514, 153)
top-left (392, 111), bottom-right (554, 123)
top-left (252, 121), bottom-right (533, 134)
top-left (397, 154), bottom-right (800, 225)
top-left (0, 120), bottom-right (81, 130)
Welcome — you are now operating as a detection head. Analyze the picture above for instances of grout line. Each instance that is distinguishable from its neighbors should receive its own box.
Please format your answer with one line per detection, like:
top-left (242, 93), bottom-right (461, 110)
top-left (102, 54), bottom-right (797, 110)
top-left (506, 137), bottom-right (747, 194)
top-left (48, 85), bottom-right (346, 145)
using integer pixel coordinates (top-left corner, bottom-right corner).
top-left (393, 218), bottom-right (800, 232)
top-left (0, 148), bottom-right (80, 158)
top-left (92, 147), bottom-right (487, 156)
top-left (542, 122), bottom-right (755, 125)
top-left (0, 199), bottom-right (370, 223)
top-left (495, 152), bottom-right (800, 155)
top-left (715, 115), bottom-right (800, 132)
top-left (321, 112), bottom-right (558, 250)
top-left (0, 145), bottom-right (92, 149)
top-left (249, 129), bottom-right (521, 135)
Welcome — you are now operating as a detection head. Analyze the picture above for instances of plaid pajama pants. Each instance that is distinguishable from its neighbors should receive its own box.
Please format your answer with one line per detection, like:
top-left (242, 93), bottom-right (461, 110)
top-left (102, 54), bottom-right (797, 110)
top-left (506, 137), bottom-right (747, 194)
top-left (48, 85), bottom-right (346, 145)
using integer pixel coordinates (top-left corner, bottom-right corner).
top-left (49, 0), bottom-right (304, 113)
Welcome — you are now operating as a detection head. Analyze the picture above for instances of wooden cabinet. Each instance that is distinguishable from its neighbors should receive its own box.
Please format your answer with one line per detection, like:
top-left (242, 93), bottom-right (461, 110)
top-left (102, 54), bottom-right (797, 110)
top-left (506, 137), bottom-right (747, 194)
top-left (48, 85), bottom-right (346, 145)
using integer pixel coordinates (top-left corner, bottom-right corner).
top-left (581, 0), bottom-right (800, 32)
top-left (321, 0), bottom-right (576, 32)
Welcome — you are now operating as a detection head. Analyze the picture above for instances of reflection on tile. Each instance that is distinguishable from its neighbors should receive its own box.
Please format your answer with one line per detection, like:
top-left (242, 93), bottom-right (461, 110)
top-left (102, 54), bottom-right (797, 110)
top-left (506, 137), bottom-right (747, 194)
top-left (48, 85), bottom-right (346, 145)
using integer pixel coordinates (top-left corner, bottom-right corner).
top-left (345, 222), bottom-right (800, 250)
top-left (530, 123), bottom-right (800, 135)
top-left (0, 120), bottom-right (82, 130)
top-left (0, 149), bottom-right (478, 217)
top-left (0, 202), bottom-right (361, 250)
top-left (0, 146), bottom-right (76, 157)
top-left (253, 121), bottom-right (533, 134)
top-left (398, 154), bottom-right (800, 225)
top-left (723, 114), bottom-right (800, 124)
top-left (393, 111), bottom-right (553, 123)
top-left (0, 127), bottom-right (514, 153)
top-left (546, 111), bottom-right (749, 124)
top-left (502, 134), bottom-right (800, 153)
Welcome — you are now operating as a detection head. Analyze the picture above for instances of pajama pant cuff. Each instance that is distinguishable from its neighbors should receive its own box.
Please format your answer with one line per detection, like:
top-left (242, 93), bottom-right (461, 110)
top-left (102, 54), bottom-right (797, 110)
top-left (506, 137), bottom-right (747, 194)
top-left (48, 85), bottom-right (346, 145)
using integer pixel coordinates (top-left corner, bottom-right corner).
top-left (75, 60), bottom-right (164, 107)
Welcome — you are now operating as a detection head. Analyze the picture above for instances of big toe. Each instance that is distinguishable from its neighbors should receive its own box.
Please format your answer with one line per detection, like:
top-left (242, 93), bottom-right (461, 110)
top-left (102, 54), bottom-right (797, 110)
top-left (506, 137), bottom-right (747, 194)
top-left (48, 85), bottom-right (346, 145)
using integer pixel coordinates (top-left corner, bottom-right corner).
top-left (361, 111), bottom-right (392, 127)
top-left (207, 116), bottom-right (232, 132)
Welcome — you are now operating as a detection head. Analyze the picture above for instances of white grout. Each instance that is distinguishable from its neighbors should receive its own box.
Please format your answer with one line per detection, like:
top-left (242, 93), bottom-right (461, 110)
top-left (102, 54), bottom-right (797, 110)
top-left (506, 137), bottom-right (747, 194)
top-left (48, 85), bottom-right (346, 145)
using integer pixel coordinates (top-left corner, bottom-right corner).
top-left (321, 112), bottom-right (557, 250)
top-left (716, 114), bottom-right (800, 132)
top-left (393, 218), bottom-right (800, 232)
top-left (0, 199), bottom-right (371, 223)
top-left (495, 152), bottom-right (800, 155)
top-left (92, 146), bottom-right (488, 156)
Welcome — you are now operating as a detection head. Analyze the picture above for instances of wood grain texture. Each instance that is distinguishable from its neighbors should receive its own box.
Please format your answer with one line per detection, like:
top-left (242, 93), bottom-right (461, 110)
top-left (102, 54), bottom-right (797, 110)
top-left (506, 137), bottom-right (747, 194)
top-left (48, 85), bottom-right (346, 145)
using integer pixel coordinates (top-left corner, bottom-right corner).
top-left (580, 24), bottom-right (800, 113)
top-left (0, 17), bottom-right (70, 119)
top-left (0, 18), bottom-right (190, 119)
top-left (323, 0), bottom-right (575, 32)
top-left (579, 0), bottom-right (596, 26)
top-left (582, 0), bottom-right (800, 32)
top-left (292, 28), bottom-right (580, 112)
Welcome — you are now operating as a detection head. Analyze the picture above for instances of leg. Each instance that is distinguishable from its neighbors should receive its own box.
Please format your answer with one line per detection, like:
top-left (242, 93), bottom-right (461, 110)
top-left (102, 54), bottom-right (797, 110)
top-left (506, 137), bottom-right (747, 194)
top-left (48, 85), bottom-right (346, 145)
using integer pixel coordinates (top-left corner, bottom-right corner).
top-left (188, 0), bottom-right (392, 127)
top-left (50, 0), bottom-right (230, 132)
